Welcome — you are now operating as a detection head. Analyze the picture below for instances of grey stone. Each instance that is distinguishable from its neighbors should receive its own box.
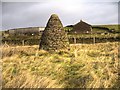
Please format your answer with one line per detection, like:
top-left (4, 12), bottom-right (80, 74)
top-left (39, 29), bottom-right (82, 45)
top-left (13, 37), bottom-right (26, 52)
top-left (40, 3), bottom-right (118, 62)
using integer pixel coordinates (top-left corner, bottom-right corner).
top-left (39, 14), bottom-right (69, 51)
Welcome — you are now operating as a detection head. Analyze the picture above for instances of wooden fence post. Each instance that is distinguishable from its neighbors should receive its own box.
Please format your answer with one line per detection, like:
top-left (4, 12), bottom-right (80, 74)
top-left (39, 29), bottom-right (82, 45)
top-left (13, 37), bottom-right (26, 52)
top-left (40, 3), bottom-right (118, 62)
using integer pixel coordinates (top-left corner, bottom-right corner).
top-left (93, 37), bottom-right (96, 44)
top-left (74, 37), bottom-right (78, 62)
top-left (74, 37), bottom-right (76, 44)
top-left (82, 38), bottom-right (84, 44)
top-left (5, 41), bottom-right (7, 45)
top-left (22, 40), bottom-right (25, 46)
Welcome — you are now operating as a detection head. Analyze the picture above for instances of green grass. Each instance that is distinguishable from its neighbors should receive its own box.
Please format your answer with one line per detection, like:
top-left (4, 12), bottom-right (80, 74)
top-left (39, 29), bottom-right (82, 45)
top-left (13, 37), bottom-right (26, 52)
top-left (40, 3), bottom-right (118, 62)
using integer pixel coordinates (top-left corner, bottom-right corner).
top-left (68, 33), bottom-right (119, 38)
top-left (2, 42), bottom-right (119, 88)
top-left (2, 24), bottom-right (120, 43)
top-left (93, 24), bottom-right (120, 32)
top-left (64, 24), bottom-right (120, 33)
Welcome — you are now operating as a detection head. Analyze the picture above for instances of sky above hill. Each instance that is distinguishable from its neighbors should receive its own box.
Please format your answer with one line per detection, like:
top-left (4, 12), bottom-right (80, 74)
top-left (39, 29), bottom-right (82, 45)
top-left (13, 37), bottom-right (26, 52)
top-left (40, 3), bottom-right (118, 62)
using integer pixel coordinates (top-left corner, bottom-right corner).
top-left (1, 0), bottom-right (120, 30)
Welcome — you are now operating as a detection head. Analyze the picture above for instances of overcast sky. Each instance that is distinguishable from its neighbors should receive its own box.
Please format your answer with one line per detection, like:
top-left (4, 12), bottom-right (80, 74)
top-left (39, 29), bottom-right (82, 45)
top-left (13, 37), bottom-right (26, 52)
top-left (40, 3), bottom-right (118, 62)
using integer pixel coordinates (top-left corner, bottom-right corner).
top-left (1, 0), bottom-right (120, 30)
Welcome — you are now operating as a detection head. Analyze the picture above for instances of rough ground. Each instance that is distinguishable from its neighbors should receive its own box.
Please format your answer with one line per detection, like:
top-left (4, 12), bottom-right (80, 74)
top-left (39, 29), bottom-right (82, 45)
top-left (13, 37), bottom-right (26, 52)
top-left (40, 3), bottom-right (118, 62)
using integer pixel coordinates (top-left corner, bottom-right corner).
top-left (1, 42), bottom-right (120, 88)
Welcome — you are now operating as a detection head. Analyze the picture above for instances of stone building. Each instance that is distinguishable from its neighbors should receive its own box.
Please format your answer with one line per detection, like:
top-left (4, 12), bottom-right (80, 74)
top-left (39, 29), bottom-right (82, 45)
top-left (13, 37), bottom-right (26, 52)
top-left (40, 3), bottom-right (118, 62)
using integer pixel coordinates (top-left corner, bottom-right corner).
top-left (39, 14), bottom-right (69, 51)
top-left (69, 20), bottom-right (92, 34)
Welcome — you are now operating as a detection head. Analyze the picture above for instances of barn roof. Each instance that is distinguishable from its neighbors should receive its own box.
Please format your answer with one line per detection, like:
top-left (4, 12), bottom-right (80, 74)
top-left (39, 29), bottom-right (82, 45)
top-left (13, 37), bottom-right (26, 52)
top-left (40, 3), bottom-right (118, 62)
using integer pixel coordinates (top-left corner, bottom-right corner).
top-left (70, 20), bottom-right (92, 34)
top-left (74, 20), bottom-right (91, 29)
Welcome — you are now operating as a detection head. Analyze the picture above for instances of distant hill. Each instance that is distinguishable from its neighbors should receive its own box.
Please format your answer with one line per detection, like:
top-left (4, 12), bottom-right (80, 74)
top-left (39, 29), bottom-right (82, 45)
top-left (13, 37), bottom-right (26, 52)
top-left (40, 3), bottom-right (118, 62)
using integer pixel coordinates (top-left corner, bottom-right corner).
top-left (65, 24), bottom-right (120, 33)
top-left (92, 24), bottom-right (120, 33)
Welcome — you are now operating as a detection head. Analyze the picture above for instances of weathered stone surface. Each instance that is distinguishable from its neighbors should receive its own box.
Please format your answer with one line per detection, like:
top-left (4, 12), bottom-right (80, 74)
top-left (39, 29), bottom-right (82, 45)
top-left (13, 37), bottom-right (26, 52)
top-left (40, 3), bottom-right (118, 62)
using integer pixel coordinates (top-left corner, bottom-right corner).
top-left (39, 14), bottom-right (69, 51)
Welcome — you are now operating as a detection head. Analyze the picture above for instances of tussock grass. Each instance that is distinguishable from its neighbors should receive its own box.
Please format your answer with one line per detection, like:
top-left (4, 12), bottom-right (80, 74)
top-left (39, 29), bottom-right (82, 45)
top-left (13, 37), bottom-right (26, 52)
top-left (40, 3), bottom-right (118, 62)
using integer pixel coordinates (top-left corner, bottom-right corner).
top-left (2, 42), bottom-right (119, 88)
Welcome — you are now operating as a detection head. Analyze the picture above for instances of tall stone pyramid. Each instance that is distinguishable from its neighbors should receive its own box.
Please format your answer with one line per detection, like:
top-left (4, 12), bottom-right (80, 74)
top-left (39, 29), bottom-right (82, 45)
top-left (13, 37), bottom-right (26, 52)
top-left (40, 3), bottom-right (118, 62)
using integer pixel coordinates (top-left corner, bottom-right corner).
top-left (39, 14), bottom-right (69, 51)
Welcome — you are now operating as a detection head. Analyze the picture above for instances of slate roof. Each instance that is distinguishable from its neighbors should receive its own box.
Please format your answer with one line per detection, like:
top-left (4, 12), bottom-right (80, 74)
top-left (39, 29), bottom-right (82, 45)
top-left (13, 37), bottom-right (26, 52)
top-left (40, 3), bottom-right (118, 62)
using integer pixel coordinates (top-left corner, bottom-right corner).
top-left (70, 20), bottom-right (92, 34)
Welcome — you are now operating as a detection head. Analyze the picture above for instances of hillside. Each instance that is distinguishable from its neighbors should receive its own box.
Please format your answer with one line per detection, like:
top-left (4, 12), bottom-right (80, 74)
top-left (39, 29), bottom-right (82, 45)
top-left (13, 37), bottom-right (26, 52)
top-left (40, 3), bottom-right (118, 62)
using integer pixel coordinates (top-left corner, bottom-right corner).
top-left (65, 24), bottom-right (120, 33)
top-left (92, 24), bottom-right (120, 33)
top-left (1, 24), bottom-right (120, 45)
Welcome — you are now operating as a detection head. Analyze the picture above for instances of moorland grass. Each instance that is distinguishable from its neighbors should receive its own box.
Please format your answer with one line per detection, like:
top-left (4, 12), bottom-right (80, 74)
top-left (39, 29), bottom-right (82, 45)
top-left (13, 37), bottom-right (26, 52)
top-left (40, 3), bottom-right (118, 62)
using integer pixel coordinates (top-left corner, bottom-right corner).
top-left (2, 42), bottom-right (119, 88)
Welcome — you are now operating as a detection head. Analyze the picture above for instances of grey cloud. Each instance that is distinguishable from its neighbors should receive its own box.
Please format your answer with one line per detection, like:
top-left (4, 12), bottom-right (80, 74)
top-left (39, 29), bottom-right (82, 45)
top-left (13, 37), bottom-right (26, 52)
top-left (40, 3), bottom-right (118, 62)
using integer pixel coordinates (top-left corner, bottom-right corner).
top-left (2, 1), bottom-right (119, 30)
top-left (118, 1), bottom-right (120, 24)
top-left (1, 0), bottom-right (120, 2)
top-left (0, 1), bottom-right (2, 30)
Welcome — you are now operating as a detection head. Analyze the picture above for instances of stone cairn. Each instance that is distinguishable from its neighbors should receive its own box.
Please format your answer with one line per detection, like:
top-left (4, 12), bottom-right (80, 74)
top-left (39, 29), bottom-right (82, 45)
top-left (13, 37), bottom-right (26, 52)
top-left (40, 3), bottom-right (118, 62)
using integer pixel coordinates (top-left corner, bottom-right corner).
top-left (39, 14), bottom-right (69, 51)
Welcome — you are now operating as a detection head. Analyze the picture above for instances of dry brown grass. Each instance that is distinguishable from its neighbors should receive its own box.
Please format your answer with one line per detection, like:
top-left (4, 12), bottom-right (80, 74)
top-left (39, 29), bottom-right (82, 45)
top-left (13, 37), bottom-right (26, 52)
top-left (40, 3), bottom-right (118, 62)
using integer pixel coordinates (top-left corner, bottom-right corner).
top-left (1, 42), bottom-right (120, 88)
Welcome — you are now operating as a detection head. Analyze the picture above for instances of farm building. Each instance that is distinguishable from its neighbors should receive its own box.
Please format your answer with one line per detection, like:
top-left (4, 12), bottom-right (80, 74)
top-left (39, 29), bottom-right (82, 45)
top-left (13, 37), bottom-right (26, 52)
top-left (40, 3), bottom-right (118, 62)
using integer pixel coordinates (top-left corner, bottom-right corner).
top-left (69, 20), bottom-right (92, 34)
top-left (8, 27), bottom-right (45, 35)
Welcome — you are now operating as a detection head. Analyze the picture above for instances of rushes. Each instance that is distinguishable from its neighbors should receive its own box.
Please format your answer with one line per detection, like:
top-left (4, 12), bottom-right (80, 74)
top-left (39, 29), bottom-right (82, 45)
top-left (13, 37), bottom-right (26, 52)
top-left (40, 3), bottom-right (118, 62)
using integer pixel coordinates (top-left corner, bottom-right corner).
top-left (2, 42), bottom-right (119, 88)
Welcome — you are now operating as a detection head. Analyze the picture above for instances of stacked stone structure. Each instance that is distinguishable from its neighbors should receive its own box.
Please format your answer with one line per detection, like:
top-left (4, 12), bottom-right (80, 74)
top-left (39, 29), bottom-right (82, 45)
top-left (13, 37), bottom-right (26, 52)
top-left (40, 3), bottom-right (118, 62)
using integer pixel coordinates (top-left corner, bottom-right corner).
top-left (39, 14), bottom-right (69, 51)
